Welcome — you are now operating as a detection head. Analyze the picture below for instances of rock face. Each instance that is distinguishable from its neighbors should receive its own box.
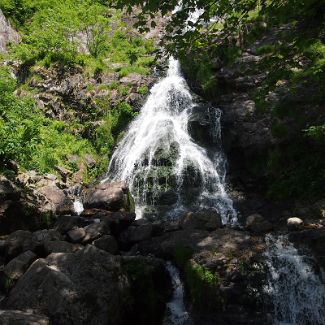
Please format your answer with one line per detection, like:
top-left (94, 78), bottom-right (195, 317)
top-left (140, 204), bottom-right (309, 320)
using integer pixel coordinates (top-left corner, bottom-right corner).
top-left (0, 9), bottom-right (20, 53)
top-left (0, 310), bottom-right (49, 325)
top-left (6, 245), bottom-right (132, 325)
top-left (245, 214), bottom-right (273, 234)
top-left (181, 210), bottom-right (222, 231)
top-left (83, 181), bottom-right (134, 212)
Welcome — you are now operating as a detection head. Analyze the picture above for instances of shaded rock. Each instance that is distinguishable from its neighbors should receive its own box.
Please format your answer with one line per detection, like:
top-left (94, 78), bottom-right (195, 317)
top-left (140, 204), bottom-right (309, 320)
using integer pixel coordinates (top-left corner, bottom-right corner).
top-left (93, 235), bottom-right (118, 254)
top-left (67, 227), bottom-right (86, 243)
top-left (245, 214), bottom-right (273, 234)
top-left (82, 222), bottom-right (109, 243)
top-left (43, 240), bottom-right (82, 255)
top-left (83, 181), bottom-right (133, 212)
top-left (181, 210), bottom-right (222, 231)
top-left (4, 250), bottom-right (37, 280)
top-left (6, 245), bottom-right (132, 325)
top-left (121, 256), bottom-right (172, 325)
top-left (54, 215), bottom-right (86, 234)
top-left (31, 229), bottom-right (63, 250)
top-left (0, 310), bottom-right (49, 325)
top-left (287, 217), bottom-right (304, 231)
top-left (120, 224), bottom-right (153, 244)
top-left (0, 176), bottom-right (21, 200)
top-left (5, 230), bottom-right (33, 260)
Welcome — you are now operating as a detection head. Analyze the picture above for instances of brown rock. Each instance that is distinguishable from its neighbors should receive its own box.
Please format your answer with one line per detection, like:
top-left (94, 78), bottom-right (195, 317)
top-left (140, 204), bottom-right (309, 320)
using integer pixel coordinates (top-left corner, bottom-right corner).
top-left (67, 227), bottom-right (86, 243)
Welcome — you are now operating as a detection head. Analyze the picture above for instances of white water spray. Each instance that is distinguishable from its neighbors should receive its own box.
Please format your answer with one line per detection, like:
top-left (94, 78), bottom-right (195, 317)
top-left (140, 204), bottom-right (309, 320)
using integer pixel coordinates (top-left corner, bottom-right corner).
top-left (264, 235), bottom-right (325, 325)
top-left (103, 57), bottom-right (236, 224)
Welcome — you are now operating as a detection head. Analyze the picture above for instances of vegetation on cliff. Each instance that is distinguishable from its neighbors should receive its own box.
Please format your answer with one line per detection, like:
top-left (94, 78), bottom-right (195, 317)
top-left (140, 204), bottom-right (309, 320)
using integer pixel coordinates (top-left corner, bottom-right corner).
top-left (0, 0), bottom-right (155, 182)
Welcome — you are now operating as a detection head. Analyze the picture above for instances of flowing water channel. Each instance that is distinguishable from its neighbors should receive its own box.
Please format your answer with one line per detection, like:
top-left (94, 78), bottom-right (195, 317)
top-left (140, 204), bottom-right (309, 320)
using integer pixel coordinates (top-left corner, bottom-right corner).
top-left (264, 235), bottom-right (325, 325)
top-left (103, 57), bottom-right (237, 225)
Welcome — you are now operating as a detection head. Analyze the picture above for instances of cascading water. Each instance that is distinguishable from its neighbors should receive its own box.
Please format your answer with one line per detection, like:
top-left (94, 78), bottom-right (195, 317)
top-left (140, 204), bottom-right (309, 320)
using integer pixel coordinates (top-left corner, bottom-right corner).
top-left (264, 234), bottom-right (325, 325)
top-left (103, 57), bottom-right (236, 224)
top-left (163, 262), bottom-right (191, 325)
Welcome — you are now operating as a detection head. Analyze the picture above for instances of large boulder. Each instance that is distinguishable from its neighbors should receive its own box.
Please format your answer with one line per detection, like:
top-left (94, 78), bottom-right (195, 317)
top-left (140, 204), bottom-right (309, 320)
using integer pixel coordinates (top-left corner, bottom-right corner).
top-left (83, 181), bottom-right (134, 212)
top-left (120, 223), bottom-right (153, 245)
top-left (93, 235), bottom-right (118, 254)
top-left (4, 250), bottom-right (37, 280)
top-left (36, 185), bottom-right (73, 215)
top-left (6, 245), bottom-right (132, 325)
top-left (181, 209), bottom-right (222, 231)
top-left (4, 230), bottom-right (33, 261)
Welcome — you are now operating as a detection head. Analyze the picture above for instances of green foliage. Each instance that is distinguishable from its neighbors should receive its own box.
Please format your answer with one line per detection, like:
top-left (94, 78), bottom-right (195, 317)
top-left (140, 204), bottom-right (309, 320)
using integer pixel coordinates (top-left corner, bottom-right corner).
top-left (185, 260), bottom-right (222, 310)
top-left (0, 66), bottom-right (96, 177)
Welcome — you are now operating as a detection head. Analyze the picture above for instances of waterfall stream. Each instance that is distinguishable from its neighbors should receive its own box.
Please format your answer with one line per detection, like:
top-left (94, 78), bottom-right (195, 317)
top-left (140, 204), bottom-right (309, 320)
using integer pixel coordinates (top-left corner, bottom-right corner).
top-left (103, 57), bottom-right (236, 224)
top-left (163, 262), bottom-right (191, 325)
top-left (265, 235), bottom-right (325, 325)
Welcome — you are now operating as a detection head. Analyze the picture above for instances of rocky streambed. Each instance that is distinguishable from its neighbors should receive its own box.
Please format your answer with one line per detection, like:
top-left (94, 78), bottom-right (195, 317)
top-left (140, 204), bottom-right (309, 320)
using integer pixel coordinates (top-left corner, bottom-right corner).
top-left (1, 174), bottom-right (325, 325)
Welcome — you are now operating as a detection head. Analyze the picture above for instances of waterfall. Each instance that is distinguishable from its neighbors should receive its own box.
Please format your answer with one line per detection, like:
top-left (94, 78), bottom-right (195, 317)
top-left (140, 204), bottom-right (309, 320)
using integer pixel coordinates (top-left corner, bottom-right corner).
top-left (264, 234), bottom-right (325, 325)
top-left (163, 262), bottom-right (192, 325)
top-left (103, 57), bottom-right (236, 224)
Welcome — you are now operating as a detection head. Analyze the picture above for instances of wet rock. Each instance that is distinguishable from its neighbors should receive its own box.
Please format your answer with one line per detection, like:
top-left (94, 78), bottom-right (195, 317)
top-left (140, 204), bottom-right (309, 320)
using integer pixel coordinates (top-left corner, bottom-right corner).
top-left (181, 210), bottom-right (222, 231)
top-left (93, 235), bottom-right (118, 254)
top-left (6, 245), bottom-right (132, 324)
top-left (4, 250), bottom-right (37, 280)
top-left (245, 214), bottom-right (273, 234)
top-left (83, 181), bottom-right (133, 212)
top-left (287, 217), bottom-right (304, 231)
top-left (67, 227), bottom-right (86, 243)
top-left (157, 190), bottom-right (178, 205)
top-left (0, 310), bottom-right (49, 325)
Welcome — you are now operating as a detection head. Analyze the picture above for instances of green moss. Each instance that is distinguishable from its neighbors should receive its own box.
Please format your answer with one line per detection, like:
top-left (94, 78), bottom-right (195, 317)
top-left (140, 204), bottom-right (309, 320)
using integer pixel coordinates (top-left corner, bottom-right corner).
top-left (185, 260), bottom-right (222, 311)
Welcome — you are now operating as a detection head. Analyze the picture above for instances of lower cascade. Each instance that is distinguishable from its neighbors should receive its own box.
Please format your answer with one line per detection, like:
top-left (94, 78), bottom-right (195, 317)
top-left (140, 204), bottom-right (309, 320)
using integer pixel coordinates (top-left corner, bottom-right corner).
top-left (265, 235), bottom-right (325, 325)
top-left (163, 262), bottom-right (191, 325)
top-left (103, 57), bottom-right (237, 224)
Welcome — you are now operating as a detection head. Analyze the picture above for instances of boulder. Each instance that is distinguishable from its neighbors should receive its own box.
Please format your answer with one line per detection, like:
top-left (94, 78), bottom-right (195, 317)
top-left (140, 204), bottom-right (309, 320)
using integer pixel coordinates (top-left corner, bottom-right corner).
top-left (43, 240), bottom-right (82, 255)
top-left (93, 235), bottom-right (118, 254)
top-left (4, 250), bottom-right (37, 280)
top-left (4, 230), bottom-right (33, 260)
top-left (54, 215), bottom-right (87, 234)
top-left (6, 245), bottom-right (132, 325)
top-left (31, 229), bottom-right (63, 250)
top-left (0, 310), bottom-right (49, 325)
top-left (157, 190), bottom-right (178, 205)
top-left (287, 217), bottom-right (304, 230)
top-left (245, 214), bottom-right (273, 234)
top-left (37, 185), bottom-right (73, 215)
top-left (67, 227), bottom-right (86, 243)
top-left (120, 224), bottom-right (153, 244)
top-left (82, 222), bottom-right (109, 243)
top-left (0, 176), bottom-right (20, 200)
top-left (181, 210), bottom-right (222, 231)
top-left (83, 181), bottom-right (134, 212)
